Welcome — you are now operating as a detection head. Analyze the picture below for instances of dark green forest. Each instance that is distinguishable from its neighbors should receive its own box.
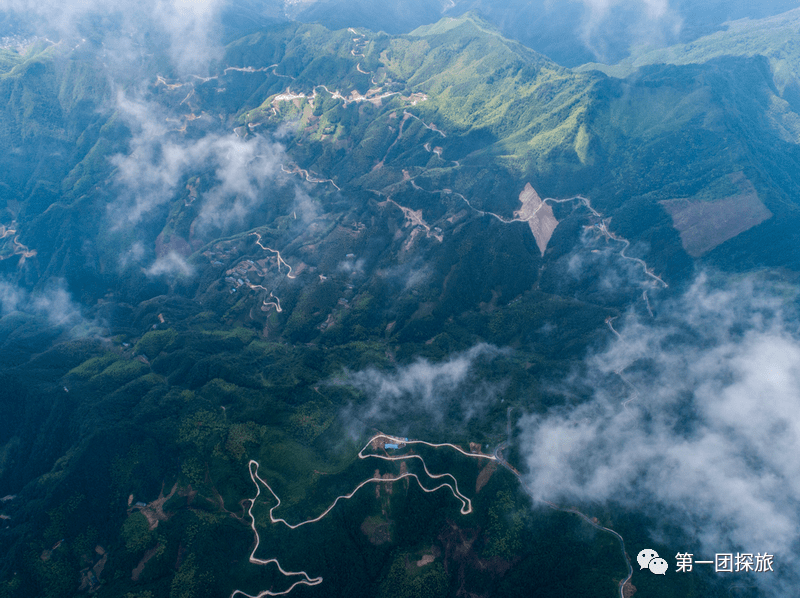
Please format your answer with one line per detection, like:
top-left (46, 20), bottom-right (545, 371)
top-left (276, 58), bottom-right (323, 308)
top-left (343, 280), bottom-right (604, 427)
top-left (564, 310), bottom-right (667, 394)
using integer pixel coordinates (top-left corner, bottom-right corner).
top-left (1, 8), bottom-right (799, 598)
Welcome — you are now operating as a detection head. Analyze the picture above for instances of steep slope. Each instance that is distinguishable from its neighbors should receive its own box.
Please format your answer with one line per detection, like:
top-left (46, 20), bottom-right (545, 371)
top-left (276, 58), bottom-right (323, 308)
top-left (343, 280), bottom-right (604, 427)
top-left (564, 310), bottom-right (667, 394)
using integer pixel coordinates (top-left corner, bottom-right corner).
top-left (292, 0), bottom-right (800, 66)
top-left (1, 13), bottom-right (800, 598)
top-left (227, 15), bottom-right (800, 276)
top-left (577, 9), bottom-right (800, 270)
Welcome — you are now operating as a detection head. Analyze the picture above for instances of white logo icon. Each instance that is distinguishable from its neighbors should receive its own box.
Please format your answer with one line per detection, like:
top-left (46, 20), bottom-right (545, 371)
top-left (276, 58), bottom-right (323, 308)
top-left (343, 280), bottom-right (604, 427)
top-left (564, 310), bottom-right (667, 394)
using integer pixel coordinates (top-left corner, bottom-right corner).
top-left (649, 557), bottom-right (668, 575)
top-left (637, 549), bottom-right (659, 570)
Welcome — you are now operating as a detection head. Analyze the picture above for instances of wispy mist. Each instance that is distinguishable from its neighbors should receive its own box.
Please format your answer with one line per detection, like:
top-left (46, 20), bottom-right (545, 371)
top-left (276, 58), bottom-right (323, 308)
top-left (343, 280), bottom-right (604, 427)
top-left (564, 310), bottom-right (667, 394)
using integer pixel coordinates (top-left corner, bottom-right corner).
top-left (0, 278), bottom-right (103, 336)
top-left (147, 251), bottom-right (194, 278)
top-left (341, 343), bottom-right (507, 431)
top-left (109, 92), bottom-right (286, 233)
top-left (519, 273), bottom-right (800, 594)
top-left (573, 0), bottom-right (682, 61)
top-left (0, 0), bottom-right (227, 74)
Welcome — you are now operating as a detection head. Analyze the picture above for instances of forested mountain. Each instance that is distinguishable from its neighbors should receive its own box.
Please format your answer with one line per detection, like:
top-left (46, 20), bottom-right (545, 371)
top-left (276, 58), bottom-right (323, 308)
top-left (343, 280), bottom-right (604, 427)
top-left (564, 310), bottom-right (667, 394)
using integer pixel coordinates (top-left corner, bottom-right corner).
top-left (1, 6), bottom-right (799, 598)
top-left (292, 0), bottom-right (800, 65)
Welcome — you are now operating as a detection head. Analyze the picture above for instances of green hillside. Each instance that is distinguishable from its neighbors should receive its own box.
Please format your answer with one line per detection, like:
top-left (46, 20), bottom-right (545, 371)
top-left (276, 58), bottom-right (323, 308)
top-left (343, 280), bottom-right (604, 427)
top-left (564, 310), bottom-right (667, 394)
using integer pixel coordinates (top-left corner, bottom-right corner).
top-left (1, 11), bottom-right (799, 598)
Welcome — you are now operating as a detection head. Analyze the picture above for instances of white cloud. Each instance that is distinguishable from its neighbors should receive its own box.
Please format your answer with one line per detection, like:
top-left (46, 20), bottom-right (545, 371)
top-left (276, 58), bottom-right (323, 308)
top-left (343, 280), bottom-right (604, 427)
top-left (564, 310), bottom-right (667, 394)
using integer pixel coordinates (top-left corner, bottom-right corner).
top-left (342, 343), bottom-right (506, 427)
top-left (151, 0), bottom-right (226, 74)
top-left (118, 241), bottom-right (146, 269)
top-left (292, 186), bottom-right (321, 223)
top-left (573, 0), bottom-right (683, 61)
top-left (0, 278), bottom-right (102, 335)
top-left (519, 273), bottom-right (800, 594)
top-left (30, 284), bottom-right (86, 328)
top-left (0, 0), bottom-right (227, 75)
top-left (337, 256), bottom-right (365, 276)
top-left (0, 280), bottom-right (24, 314)
top-left (375, 258), bottom-right (432, 292)
top-left (194, 134), bottom-right (285, 232)
top-left (147, 251), bottom-right (194, 277)
top-left (109, 93), bottom-right (286, 233)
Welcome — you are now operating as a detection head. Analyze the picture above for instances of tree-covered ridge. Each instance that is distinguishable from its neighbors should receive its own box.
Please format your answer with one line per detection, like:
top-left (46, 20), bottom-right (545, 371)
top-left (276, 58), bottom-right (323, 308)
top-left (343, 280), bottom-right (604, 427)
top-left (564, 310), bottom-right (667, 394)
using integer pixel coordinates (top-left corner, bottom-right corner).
top-left (226, 16), bottom-right (597, 180)
top-left (581, 8), bottom-right (800, 83)
top-left (1, 11), bottom-right (800, 598)
top-left (216, 15), bottom-right (800, 280)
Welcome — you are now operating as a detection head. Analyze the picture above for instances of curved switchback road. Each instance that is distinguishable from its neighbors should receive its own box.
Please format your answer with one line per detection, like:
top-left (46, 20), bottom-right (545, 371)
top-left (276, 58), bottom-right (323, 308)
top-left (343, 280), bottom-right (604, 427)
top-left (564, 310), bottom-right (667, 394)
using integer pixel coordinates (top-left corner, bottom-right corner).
top-left (0, 225), bottom-right (36, 263)
top-left (231, 433), bottom-right (495, 598)
top-left (233, 425), bottom-right (632, 598)
top-left (246, 232), bottom-right (300, 313)
top-left (280, 163), bottom-right (341, 191)
top-left (448, 190), bottom-right (667, 291)
top-left (171, 46), bottom-right (640, 598)
top-left (250, 233), bottom-right (297, 279)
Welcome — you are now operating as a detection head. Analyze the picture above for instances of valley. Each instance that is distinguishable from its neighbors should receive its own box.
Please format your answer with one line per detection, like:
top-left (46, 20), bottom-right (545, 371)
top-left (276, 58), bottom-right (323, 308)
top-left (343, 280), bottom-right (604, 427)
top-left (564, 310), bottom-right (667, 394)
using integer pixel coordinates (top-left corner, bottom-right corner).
top-left (233, 433), bottom-right (498, 598)
top-left (1, 6), bottom-right (799, 598)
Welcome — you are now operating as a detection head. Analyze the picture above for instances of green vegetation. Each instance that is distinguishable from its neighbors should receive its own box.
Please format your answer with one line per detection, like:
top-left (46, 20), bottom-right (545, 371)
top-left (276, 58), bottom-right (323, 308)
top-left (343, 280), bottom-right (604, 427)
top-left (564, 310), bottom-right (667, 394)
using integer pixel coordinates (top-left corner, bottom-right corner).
top-left (580, 9), bottom-right (800, 83)
top-left (482, 490), bottom-right (528, 559)
top-left (122, 512), bottom-right (154, 554)
top-left (378, 553), bottom-right (448, 598)
top-left (1, 8), bottom-right (798, 598)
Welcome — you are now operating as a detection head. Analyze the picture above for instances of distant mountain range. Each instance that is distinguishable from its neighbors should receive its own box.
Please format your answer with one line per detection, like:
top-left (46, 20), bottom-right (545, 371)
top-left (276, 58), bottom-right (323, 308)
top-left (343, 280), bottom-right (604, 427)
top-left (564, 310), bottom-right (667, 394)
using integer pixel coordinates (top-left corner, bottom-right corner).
top-left (1, 5), bottom-right (799, 597)
top-left (289, 0), bottom-right (800, 65)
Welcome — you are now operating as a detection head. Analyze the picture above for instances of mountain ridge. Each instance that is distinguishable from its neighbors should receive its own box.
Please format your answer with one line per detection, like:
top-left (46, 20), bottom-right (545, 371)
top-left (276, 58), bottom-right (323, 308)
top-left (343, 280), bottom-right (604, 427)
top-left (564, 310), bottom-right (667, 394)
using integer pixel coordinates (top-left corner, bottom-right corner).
top-left (1, 11), bottom-right (800, 598)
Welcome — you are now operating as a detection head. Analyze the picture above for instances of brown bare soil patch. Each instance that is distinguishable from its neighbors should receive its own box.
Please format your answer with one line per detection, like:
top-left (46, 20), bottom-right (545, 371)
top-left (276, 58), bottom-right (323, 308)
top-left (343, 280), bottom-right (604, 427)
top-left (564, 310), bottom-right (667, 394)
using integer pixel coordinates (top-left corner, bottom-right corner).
top-left (622, 580), bottom-right (637, 597)
top-left (155, 231), bottom-right (191, 258)
top-left (382, 472), bottom-right (395, 494)
top-left (207, 481), bottom-right (244, 521)
top-left (475, 461), bottom-right (497, 494)
top-left (660, 173), bottom-right (772, 257)
top-left (469, 442), bottom-right (490, 456)
top-left (361, 515), bottom-right (393, 545)
top-left (131, 544), bottom-right (161, 581)
top-left (478, 290), bottom-right (500, 314)
top-left (137, 482), bottom-right (179, 530)
top-left (438, 521), bottom-right (514, 595)
top-left (516, 183), bottom-right (558, 256)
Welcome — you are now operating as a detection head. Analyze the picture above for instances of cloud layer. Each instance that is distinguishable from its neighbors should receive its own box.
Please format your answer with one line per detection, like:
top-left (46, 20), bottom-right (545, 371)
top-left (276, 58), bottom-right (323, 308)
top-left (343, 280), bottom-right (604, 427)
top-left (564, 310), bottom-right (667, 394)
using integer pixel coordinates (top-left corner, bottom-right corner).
top-left (147, 251), bottom-right (194, 278)
top-left (0, 278), bottom-right (101, 335)
top-left (519, 273), bottom-right (800, 594)
top-left (0, 0), bottom-right (227, 74)
top-left (109, 93), bottom-right (286, 234)
top-left (572, 0), bottom-right (683, 61)
top-left (343, 343), bottom-right (506, 429)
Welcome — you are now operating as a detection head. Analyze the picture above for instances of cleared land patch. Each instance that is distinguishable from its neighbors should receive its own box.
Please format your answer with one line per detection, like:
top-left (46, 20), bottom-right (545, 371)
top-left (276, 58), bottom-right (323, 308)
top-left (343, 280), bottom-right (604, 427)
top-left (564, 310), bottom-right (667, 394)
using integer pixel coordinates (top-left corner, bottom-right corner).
top-left (660, 173), bottom-right (772, 257)
top-left (515, 183), bottom-right (558, 256)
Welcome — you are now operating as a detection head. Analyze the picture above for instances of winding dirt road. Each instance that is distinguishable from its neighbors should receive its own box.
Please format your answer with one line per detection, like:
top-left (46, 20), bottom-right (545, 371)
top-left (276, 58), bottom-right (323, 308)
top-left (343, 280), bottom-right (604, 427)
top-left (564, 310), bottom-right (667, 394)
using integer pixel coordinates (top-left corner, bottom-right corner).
top-left (234, 426), bottom-right (633, 598)
top-left (280, 164), bottom-right (340, 191)
top-left (242, 232), bottom-right (299, 313)
top-left (0, 225), bottom-right (36, 264)
top-left (436, 188), bottom-right (667, 290)
top-left (403, 110), bottom-right (445, 137)
top-left (231, 433), bottom-right (494, 598)
top-left (250, 233), bottom-right (297, 279)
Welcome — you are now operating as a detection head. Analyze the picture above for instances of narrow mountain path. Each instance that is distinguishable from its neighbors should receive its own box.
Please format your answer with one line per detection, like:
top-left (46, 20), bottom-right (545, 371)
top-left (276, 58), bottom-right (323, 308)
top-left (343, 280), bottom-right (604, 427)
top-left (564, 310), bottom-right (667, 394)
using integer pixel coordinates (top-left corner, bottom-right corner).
top-left (231, 433), bottom-right (494, 598)
top-left (426, 186), bottom-right (667, 291)
top-left (280, 163), bottom-right (341, 190)
top-left (0, 224), bottom-right (36, 264)
top-left (239, 232), bottom-right (299, 313)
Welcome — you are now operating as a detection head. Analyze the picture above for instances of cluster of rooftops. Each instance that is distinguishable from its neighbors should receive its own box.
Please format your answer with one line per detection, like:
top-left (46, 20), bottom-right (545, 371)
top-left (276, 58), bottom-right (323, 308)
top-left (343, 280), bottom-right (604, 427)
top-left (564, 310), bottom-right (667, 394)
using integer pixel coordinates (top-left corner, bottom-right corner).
top-left (384, 438), bottom-right (409, 450)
